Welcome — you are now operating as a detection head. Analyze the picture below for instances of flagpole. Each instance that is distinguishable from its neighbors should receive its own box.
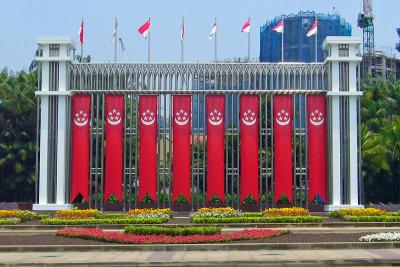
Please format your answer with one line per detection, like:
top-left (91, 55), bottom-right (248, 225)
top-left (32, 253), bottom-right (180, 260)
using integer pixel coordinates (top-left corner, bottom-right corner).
top-left (181, 17), bottom-right (184, 63)
top-left (114, 17), bottom-right (118, 62)
top-left (214, 17), bottom-right (217, 63)
top-left (281, 15), bottom-right (284, 62)
top-left (148, 17), bottom-right (151, 63)
top-left (315, 17), bottom-right (318, 63)
top-left (80, 17), bottom-right (83, 62)
top-left (247, 17), bottom-right (251, 61)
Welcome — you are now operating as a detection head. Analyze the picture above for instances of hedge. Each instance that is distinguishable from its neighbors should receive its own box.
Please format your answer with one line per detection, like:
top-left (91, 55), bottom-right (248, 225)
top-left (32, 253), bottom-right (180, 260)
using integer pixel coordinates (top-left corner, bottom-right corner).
top-left (192, 216), bottom-right (323, 224)
top-left (241, 212), bottom-right (264, 217)
top-left (41, 217), bottom-right (168, 225)
top-left (0, 218), bottom-right (21, 225)
top-left (343, 215), bottom-right (400, 222)
top-left (124, 226), bottom-right (221, 236)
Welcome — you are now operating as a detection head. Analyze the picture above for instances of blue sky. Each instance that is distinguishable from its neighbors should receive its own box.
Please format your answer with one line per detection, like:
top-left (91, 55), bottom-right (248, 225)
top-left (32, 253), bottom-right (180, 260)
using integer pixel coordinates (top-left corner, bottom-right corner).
top-left (0, 0), bottom-right (399, 71)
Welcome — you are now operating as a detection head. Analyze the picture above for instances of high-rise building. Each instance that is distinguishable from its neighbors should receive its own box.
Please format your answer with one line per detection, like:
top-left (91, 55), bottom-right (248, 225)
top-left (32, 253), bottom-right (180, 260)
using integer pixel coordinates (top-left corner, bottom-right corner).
top-left (260, 11), bottom-right (352, 63)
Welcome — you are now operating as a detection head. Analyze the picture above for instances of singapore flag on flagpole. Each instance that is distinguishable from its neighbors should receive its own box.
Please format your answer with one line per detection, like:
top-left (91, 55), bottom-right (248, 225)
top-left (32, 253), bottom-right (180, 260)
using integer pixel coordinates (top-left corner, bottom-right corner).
top-left (241, 18), bottom-right (251, 33)
top-left (306, 21), bottom-right (318, 37)
top-left (209, 22), bottom-right (217, 40)
top-left (272, 20), bottom-right (284, 33)
top-left (138, 18), bottom-right (151, 38)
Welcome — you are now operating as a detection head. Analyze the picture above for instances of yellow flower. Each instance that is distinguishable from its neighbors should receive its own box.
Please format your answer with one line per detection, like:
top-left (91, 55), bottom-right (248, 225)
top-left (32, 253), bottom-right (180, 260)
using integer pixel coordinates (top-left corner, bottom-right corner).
top-left (56, 208), bottom-right (100, 219)
top-left (263, 207), bottom-right (310, 217)
top-left (337, 208), bottom-right (385, 217)
top-left (128, 208), bottom-right (172, 216)
top-left (197, 207), bottom-right (236, 213)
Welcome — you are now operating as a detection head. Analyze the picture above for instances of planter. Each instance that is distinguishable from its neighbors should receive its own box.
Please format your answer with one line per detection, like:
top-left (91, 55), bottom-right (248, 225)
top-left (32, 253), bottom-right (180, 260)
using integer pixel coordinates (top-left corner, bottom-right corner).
top-left (240, 203), bottom-right (260, 212)
top-left (308, 203), bottom-right (324, 212)
top-left (171, 203), bottom-right (192, 211)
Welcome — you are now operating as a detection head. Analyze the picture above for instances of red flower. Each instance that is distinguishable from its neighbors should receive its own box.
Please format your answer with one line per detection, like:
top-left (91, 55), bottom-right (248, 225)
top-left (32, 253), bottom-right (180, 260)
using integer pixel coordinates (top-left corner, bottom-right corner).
top-left (57, 228), bottom-right (283, 244)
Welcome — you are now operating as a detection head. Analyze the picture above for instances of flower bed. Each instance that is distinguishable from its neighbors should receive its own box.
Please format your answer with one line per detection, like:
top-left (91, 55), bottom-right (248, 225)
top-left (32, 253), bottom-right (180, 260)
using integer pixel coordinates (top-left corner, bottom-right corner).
top-left (192, 216), bottom-right (323, 224)
top-left (359, 232), bottom-right (400, 242)
top-left (124, 226), bottom-right (221, 236)
top-left (128, 208), bottom-right (172, 217)
top-left (190, 207), bottom-right (240, 221)
top-left (41, 217), bottom-right (168, 225)
top-left (0, 210), bottom-right (37, 221)
top-left (328, 208), bottom-right (386, 218)
top-left (264, 207), bottom-right (310, 217)
top-left (343, 215), bottom-right (400, 222)
top-left (57, 228), bottom-right (283, 244)
top-left (56, 208), bottom-right (100, 219)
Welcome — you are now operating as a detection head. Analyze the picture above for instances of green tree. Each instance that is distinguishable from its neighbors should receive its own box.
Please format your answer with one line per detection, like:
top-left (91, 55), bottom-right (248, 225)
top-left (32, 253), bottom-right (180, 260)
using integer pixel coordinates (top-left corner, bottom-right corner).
top-left (0, 69), bottom-right (37, 201)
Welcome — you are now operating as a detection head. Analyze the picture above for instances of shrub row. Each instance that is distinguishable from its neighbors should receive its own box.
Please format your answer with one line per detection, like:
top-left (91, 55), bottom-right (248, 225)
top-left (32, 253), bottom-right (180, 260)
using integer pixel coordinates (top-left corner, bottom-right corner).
top-left (41, 217), bottom-right (168, 225)
top-left (124, 226), bottom-right (221, 236)
top-left (343, 215), bottom-right (400, 222)
top-left (192, 216), bottom-right (323, 224)
top-left (0, 218), bottom-right (21, 225)
top-left (241, 212), bottom-right (264, 217)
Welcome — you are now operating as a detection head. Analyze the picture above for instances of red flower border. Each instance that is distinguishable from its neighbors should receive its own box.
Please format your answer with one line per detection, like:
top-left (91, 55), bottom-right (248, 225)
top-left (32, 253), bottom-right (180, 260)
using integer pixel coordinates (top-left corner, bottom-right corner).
top-left (57, 228), bottom-right (283, 244)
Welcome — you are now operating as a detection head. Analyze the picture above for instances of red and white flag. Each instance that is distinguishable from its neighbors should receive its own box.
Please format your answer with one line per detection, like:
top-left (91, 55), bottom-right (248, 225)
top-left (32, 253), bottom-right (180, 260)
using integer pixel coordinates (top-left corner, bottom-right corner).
top-left (241, 18), bottom-right (251, 33)
top-left (306, 20), bottom-right (318, 37)
top-left (78, 18), bottom-right (84, 44)
top-left (209, 21), bottom-right (217, 40)
top-left (180, 19), bottom-right (184, 42)
top-left (272, 19), bottom-right (284, 33)
top-left (138, 18), bottom-right (151, 38)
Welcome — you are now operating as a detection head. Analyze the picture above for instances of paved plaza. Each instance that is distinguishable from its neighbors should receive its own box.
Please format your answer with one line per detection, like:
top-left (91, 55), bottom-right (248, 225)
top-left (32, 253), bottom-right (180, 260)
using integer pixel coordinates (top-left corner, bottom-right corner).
top-left (1, 249), bottom-right (400, 266)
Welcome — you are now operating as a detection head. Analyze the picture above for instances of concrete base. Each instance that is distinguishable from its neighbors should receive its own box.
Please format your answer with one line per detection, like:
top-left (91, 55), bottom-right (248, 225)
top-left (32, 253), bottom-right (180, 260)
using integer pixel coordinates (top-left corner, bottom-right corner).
top-left (324, 205), bottom-right (364, 211)
top-left (32, 204), bottom-right (74, 211)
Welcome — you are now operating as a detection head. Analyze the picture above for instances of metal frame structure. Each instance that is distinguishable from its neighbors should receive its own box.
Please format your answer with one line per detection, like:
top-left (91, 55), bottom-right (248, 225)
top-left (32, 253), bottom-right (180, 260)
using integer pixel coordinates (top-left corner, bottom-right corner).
top-left (33, 36), bottom-right (364, 211)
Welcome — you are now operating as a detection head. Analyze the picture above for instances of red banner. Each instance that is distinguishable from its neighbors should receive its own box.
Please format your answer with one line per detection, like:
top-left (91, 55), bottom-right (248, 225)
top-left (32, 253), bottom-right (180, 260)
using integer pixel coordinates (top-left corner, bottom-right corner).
top-left (71, 95), bottom-right (91, 202)
top-left (104, 95), bottom-right (124, 202)
top-left (307, 95), bottom-right (327, 204)
top-left (138, 95), bottom-right (158, 203)
top-left (172, 95), bottom-right (191, 203)
top-left (240, 95), bottom-right (259, 203)
top-left (273, 95), bottom-right (293, 204)
top-left (206, 95), bottom-right (225, 203)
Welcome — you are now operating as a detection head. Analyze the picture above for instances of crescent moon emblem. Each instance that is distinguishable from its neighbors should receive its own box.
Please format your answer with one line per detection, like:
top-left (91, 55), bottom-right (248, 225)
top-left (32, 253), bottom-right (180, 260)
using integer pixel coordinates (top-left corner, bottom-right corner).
top-left (74, 118), bottom-right (88, 127)
top-left (107, 117), bottom-right (122, 126)
top-left (141, 117), bottom-right (155, 126)
top-left (310, 117), bottom-right (324, 126)
top-left (242, 117), bottom-right (256, 126)
top-left (275, 117), bottom-right (291, 126)
top-left (175, 117), bottom-right (189, 126)
top-left (209, 117), bottom-right (223, 126)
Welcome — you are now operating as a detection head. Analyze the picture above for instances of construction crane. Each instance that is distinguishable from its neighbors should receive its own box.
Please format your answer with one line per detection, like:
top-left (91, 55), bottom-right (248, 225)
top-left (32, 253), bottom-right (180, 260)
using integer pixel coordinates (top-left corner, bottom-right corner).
top-left (396, 28), bottom-right (400, 53)
top-left (358, 0), bottom-right (374, 76)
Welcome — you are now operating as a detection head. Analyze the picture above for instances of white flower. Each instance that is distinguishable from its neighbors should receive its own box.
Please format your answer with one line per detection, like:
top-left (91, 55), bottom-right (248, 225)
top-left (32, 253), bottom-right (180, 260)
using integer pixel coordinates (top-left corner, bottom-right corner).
top-left (359, 232), bottom-right (400, 242)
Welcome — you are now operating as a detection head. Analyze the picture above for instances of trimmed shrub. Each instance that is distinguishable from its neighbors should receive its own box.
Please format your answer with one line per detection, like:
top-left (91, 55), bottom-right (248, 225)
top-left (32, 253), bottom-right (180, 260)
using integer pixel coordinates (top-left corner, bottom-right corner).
top-left (124, 226), bottom-right (221, 236)
top-left (0, 218), bottom-right (21, 225)
top-left (192, 216), bottom-right (323, 224)
top-left (241, 212), bottom-right (264, 217)
top-left (343, 215), bottom-right (400, 222)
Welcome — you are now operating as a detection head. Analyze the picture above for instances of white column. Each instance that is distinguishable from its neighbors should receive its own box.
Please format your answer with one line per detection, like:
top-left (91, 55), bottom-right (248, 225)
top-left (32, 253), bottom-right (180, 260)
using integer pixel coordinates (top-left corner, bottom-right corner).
top-left (349, 61), bottom-right (359, 205)
top-left (33, 37), bottom-right (75, 211)
top-left (323, 36), bottom-right (363, 211)
top-left (56, 61), bottom-right (68, 205)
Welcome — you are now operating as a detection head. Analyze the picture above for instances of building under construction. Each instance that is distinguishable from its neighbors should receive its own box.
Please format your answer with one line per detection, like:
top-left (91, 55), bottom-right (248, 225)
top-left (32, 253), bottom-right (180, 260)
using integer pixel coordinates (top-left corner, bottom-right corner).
top-left (259, 11), bottom-right (352, 63)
